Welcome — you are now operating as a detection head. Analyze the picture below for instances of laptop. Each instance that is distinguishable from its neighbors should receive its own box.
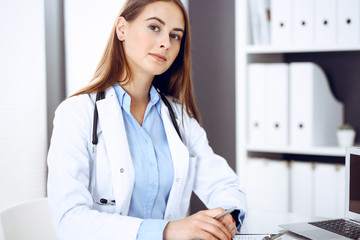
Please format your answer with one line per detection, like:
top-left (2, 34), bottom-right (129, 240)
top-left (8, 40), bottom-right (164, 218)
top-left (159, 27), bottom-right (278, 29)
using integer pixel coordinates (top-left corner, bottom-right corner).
top-left (280, 147), bottom-right (360, 240)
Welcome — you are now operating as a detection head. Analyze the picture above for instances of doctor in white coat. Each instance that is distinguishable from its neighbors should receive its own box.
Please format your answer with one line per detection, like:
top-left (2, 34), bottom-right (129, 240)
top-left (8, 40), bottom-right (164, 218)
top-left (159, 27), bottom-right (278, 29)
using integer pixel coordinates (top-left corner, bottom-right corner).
top-left (47, 0), bottom-right (247, 239)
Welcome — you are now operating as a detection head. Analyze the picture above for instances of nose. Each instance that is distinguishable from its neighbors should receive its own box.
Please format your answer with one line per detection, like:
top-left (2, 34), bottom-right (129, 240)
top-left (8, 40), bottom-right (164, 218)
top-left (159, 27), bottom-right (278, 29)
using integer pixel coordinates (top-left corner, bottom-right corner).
top-left (159, 33), bottom-right (171, 49)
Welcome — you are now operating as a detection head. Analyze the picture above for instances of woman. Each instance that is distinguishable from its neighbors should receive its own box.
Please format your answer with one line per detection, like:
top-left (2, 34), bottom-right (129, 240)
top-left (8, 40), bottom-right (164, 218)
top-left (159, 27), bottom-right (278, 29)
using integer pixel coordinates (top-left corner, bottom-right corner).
top-left (47, 0), bottom-right (247, 239)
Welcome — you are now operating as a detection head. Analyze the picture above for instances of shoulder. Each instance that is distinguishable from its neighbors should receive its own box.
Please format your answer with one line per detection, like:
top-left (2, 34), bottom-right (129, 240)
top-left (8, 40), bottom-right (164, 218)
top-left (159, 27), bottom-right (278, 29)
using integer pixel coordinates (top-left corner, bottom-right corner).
top-left (56, 93), bottom-right (94, 115)
top-left (53, 93), bottom-right (97, 131)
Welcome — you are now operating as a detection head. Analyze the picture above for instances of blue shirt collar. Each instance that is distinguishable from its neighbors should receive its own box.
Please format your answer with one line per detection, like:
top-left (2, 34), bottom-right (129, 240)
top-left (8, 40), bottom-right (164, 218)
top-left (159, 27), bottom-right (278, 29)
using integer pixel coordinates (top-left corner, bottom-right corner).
top-left (113, 84), bottom-right (161, 114)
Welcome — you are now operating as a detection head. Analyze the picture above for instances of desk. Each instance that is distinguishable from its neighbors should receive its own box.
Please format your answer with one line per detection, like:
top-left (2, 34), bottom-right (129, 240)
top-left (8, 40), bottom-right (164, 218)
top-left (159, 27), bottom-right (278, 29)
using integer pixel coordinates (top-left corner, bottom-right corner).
top-left (238, 209), bottom-right (324, 239)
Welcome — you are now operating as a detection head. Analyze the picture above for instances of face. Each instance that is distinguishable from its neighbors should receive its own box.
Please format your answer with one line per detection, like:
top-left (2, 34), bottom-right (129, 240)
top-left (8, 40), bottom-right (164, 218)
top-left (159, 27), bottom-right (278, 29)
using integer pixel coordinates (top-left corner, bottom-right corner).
top-left (117, 1), bottom-right (185, 79)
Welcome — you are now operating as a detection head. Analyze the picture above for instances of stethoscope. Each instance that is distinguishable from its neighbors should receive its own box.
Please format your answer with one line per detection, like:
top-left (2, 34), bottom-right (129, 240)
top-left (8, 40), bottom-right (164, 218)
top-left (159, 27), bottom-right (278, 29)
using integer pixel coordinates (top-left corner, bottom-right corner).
top-left (89, 90), bottom-right (182, 205)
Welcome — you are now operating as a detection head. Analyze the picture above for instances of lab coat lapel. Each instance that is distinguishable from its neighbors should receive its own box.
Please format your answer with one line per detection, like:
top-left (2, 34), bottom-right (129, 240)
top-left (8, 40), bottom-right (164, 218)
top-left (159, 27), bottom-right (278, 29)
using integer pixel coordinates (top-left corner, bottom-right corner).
top-left (95, 88), bottom-right (134, 214)
top-left (161, 100), bottom-right (190, 218)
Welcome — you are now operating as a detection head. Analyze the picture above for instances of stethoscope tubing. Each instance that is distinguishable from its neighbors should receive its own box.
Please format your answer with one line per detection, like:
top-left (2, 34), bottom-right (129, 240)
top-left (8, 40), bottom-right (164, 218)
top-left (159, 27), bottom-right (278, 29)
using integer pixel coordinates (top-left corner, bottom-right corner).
top-left (89, 89), bottom-right (181, 206)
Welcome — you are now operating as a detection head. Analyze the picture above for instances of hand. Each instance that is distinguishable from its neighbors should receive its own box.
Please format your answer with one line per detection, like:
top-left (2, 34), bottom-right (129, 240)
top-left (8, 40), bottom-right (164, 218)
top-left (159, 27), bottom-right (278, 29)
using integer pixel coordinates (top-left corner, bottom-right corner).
top-left (163, 208), bottom-right (237, 240)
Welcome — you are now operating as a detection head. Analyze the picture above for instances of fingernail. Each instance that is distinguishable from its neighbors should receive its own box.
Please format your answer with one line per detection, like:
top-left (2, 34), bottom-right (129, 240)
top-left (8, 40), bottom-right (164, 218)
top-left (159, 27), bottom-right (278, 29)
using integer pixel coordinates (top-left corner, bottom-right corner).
top-left (232, 218), bottom-right (235, 223)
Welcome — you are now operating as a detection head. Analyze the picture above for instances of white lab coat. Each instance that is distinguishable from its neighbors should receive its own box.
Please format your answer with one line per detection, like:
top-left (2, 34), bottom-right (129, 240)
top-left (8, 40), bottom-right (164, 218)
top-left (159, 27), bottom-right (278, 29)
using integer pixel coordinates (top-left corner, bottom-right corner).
top-left (47, 87), bottom-right (247, 240)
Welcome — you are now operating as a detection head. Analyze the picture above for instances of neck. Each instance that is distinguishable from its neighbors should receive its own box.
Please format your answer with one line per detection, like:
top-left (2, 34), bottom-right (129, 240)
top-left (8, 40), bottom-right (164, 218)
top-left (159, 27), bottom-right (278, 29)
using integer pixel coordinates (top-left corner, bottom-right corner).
top-left (120, 74), bottom-right (154, 104)
top-left (120, 74), bottom-right (154, 126)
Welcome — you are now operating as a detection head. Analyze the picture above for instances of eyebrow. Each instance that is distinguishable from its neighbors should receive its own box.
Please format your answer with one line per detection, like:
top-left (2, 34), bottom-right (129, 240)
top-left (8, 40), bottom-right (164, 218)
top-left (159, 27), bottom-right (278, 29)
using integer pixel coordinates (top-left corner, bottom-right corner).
top-left (145, 17), bottom-right (184, 33)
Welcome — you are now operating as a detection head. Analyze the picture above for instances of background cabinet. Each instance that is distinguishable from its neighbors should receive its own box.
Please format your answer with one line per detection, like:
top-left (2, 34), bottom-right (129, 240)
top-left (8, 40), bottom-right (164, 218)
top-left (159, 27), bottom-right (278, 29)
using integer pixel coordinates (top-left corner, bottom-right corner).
top-left (235, 0), bottom-right (359, 218)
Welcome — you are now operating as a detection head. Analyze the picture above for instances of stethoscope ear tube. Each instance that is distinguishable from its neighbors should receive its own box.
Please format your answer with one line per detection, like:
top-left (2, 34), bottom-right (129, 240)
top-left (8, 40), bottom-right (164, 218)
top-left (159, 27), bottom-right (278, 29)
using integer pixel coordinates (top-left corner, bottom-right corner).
top-left (157, 89), bottom-right (182, 141)
top-left (90, 91), bottom-right (115, 205)
top-left (92, 91), bottom-right (105, 145)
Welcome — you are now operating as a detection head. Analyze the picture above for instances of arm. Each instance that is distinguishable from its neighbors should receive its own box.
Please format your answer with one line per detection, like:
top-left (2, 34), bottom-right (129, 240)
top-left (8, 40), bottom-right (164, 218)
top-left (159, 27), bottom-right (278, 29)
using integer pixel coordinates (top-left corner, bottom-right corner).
top-left (47, 96), bottom-right (142, 240)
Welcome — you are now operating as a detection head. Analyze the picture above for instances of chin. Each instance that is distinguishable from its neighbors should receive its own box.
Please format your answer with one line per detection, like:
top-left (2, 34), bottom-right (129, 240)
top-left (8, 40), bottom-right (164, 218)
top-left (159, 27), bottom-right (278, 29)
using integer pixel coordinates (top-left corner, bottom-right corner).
top-left (148, 67), bottom-right (170, 76)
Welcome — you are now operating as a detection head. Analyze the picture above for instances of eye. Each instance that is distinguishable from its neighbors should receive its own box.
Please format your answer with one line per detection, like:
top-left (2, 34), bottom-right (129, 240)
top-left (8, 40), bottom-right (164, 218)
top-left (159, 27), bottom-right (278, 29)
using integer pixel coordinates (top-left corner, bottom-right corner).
top-left (149, 24), bottom-right (160, 32)
top-left (170, 33), bottom-right (181, 41)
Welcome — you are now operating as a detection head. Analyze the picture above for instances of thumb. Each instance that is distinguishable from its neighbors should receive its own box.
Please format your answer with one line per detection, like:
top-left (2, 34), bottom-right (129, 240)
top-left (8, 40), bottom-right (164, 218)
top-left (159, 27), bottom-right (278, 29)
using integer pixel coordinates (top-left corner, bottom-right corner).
top-left (206, 207), bottom-right (225, 218)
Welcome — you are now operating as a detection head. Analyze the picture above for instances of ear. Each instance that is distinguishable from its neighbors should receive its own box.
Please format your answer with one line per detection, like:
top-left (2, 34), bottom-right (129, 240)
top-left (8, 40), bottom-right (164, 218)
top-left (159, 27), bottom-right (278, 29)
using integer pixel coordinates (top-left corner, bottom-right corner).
top-left (116, 16), bottom-right (127, 41)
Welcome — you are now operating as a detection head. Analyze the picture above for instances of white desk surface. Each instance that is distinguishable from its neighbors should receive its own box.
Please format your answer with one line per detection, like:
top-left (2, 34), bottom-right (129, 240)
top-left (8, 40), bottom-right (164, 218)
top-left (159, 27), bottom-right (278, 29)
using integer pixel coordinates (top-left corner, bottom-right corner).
top-left (238, 209), bottom-right (325, 240)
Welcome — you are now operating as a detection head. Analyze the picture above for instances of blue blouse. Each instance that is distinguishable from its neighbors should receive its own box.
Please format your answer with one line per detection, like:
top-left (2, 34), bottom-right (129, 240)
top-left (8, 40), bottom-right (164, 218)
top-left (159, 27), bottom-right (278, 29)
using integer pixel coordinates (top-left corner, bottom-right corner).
top-left (113, 84), bottom-right (174, 239)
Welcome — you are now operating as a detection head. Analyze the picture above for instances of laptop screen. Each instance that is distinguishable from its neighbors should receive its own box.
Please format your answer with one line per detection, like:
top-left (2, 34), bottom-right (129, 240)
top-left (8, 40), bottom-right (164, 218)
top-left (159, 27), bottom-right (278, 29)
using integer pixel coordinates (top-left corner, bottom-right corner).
top-left (346, 148), bottom-right (360, 222)
top-left (350, 153), bottom-right (360, 214)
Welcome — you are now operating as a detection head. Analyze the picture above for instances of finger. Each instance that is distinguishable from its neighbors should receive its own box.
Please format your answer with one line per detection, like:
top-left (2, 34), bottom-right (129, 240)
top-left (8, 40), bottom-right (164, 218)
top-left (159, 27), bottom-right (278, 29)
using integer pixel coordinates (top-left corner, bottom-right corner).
top-left (203, 217), bottom-right (233, 240)
top-left (200, 222), bottom-right (230, 240)
top-left (203, 207), bottom-right (225, 219)
top-left (220, 215), bottom-right (237, 237)
top-left (197, 230), bottom-right (218, 240)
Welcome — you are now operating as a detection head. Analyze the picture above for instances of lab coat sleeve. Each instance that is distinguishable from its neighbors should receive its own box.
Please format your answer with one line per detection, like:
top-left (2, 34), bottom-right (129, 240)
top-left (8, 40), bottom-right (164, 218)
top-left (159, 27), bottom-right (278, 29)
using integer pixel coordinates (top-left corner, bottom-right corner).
top-left (47, 96), bottom-right (142, 240)
top-left (183, 114), bottom-right (247, 213)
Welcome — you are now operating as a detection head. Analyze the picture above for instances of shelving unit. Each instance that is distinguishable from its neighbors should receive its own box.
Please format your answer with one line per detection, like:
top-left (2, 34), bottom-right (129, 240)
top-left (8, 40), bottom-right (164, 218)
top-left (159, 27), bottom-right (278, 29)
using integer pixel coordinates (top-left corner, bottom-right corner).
top-left (235, 0), bottom-right (357, 218)
top-left (234, 0), bottom-right (360, 176)
top-left (246, 145), bottom-right (345, 157)
top-left (245, 45), bottom-right (360, 54)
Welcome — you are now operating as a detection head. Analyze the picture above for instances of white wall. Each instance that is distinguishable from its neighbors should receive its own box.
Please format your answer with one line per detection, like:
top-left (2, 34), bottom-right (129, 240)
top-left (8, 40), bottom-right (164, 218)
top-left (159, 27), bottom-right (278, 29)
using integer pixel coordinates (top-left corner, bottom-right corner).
top-left (0, 0), bottom-right (47, 210)
top-left (64, 0), bottom-right (124, 96)
top-left (64, 0), bottom-right (188, 96)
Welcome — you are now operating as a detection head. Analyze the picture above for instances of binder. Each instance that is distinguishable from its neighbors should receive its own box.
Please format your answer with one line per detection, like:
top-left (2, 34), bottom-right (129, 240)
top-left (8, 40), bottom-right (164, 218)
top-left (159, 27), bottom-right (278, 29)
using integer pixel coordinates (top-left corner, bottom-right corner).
top-left (245, 158), bottom-right (289, 213)
top-left (257, 0), bottom-right (271, 45)
top-left (249, 0), bottom-right (271, 45)
top-left (265, 64), bottom-right (289, 146)
top-left (248, 0), bottom-right (261, 45)
top-left (314, 163), bottom-right (346, 218)
top-left (247, 64), bottom-right (267, 145)
top-left (271, 0), bottom-right (293, 45)
top-left (337, 0), bottom-right (360, 45)
top-left (290, 161), bottom-right (314, 216)
top-left (315, 0), bottom-right (337, 46)
top-left (293, 0), bottom-right (315, 46)
top-left (289, 62), bottom-right (344, 147)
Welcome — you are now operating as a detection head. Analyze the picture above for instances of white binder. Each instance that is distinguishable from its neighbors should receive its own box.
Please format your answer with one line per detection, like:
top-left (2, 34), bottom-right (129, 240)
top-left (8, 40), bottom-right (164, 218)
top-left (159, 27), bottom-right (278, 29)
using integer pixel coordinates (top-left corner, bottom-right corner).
top-left (289, 62), bottom-right (344, 147)
top-left (290, 161), bottom-right (314, 216)
top-left (244, 158), bottom-right (289, 213)
top-left (249, 0), bottom-right (261, 45)
top-left (248, 64), bottom-right (267, 145)
top-left (314, 163), bottom-right (346, 218)
top-left (293, 0), bottom-right (315, 46)
top-left (265, 64), bottom-right (289, 146)
top-left (337, 0), bottom-right (360, 45)
top-left (271, 0), bottom-right (293, 45)
top-left (315, 0), bottom-right (337, 46)
top-left (249, 0), bottom-right (271, 45)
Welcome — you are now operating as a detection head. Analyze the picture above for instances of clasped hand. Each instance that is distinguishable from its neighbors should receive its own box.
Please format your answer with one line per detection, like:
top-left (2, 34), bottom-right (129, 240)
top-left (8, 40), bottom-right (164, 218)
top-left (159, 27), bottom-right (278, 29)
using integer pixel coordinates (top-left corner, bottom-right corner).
top-left (163, 208), bottom-right (237, 240)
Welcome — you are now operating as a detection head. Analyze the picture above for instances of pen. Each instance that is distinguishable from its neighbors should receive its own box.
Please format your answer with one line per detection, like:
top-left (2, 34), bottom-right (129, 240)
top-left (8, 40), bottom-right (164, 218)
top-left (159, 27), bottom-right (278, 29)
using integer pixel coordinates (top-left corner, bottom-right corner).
top-left (214, 206), bottom-right (237, 220)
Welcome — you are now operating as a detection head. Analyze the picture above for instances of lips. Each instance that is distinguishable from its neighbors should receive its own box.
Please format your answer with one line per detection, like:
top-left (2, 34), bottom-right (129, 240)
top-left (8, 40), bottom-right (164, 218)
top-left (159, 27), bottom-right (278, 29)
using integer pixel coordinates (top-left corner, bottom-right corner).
top-left (150, 53), bottom-right (167, 62)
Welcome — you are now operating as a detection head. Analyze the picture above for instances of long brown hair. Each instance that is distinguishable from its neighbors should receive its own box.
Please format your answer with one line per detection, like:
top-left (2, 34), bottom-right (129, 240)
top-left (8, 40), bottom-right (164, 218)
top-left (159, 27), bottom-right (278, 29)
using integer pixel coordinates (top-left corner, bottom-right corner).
top-left (72, 0), bottom-right (201, 124)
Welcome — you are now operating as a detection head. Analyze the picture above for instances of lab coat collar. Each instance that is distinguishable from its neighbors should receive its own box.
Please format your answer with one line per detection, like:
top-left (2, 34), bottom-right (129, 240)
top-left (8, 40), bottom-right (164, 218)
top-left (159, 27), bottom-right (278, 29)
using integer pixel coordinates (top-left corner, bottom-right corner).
top-left (95, 87), bottom-right (135, 214)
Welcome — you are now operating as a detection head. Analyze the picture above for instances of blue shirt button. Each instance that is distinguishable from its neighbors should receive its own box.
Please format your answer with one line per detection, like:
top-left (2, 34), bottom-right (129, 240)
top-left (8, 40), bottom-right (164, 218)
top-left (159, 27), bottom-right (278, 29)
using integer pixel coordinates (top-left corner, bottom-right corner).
top-left (145, 203), bottom-right (151, 208)
top-left (151, 184), bottom-right (157, 189)
top-left (144, 138), bottom-right (149, 143)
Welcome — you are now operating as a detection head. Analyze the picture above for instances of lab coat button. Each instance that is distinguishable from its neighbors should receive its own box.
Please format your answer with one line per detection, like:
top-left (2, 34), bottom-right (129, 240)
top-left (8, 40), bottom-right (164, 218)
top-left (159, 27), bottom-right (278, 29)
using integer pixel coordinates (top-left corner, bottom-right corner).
top-left (176, 178), bottom-right (180, 182)
top-left (167, 215), bottom-right (171, 219)
top-left (120, 168), bottom-right (124, 173)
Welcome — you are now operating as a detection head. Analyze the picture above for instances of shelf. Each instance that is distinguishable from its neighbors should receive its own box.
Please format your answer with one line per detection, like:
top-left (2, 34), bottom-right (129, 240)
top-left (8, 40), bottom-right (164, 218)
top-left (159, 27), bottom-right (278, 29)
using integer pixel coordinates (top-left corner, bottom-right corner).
top-left (245, 45), bottom-right (360, 54)
top-left (246, 145), bottom-right (346, 157)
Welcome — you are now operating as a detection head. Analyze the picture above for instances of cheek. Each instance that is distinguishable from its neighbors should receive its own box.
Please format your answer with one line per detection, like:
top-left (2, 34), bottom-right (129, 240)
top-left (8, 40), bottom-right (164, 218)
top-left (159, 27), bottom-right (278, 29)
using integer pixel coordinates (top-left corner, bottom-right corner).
top-left (127, 31), bottom-right (153, 52)
top-left (169, 45), bottom-right (181, 62)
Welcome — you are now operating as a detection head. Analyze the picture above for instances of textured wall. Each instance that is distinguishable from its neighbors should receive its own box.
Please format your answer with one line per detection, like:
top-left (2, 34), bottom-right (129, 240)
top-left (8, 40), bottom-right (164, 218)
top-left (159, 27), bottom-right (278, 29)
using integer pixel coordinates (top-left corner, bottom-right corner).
top-left (189, 0), bottom-right (236, 213)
